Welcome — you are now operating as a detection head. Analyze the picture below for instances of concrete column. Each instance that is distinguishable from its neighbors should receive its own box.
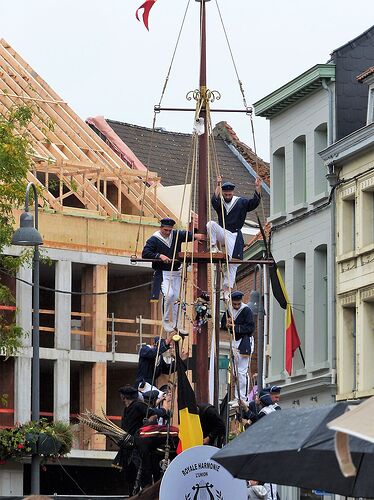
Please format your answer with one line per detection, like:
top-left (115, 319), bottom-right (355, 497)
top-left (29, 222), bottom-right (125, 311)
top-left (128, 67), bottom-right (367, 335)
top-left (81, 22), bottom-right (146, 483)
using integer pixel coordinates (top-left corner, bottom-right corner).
top-left (55, 260), bottom-right (72, 350)
top-left (305, 248), bottom-right (314, 372)
top-left (14, 357), bottom-right (31, 424)
top-left (0, 463), bottom-right (24, 495)
top-left (14, 266), bottom-right (32, 424)
top-left (54, 356), bottom-right (70, 422)
top-left (16, 266), bottom-right (32, 347)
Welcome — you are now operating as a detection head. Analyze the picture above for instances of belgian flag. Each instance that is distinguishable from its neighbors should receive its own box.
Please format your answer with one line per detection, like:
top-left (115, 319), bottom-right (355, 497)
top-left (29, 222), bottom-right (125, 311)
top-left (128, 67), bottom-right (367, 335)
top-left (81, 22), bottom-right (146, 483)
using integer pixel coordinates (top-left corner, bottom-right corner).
top-left (269, 260), bottom-right (301, 375)
top-left (175, 342), bottom-right (203, 452)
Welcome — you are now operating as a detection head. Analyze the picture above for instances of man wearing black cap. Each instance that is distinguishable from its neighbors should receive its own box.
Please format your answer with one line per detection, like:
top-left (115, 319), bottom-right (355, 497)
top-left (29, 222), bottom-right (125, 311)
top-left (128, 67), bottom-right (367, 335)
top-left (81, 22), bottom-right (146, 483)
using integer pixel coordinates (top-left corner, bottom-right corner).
top-left (207, 175), bottom-right (261, 291)
top-left (221, 291), bottom-right (255, 401)
top-left (142, 218), bottom-right (204, 331)
top-left (115, 385), bottom-right (158, 493)
top-left (264, 385), bottom-right (282, 404)
top-left (258, 389), bottom-right (281, 418)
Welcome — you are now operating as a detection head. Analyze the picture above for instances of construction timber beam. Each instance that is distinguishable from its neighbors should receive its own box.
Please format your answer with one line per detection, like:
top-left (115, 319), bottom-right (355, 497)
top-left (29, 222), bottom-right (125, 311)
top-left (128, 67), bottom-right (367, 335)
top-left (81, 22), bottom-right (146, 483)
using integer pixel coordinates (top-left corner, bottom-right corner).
top-left (0, 39), bottom-right (175, 222)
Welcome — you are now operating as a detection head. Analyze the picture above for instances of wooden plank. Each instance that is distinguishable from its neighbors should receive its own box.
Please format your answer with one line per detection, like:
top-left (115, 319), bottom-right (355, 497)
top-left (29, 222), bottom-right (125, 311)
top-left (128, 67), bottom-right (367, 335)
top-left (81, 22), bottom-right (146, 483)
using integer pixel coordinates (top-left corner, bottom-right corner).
top-left (71, 330), bottom-right (92, 336)
top-left (106, 331), bottom-right (153, 338)
top-left (92, 265), bottom-right (107, 352)
top-left (91, 362), bottom-right (107, 449)
top-left (136, 318), bottom-right (163, 326)
top-left (106, 318), bottom-right (136, 324)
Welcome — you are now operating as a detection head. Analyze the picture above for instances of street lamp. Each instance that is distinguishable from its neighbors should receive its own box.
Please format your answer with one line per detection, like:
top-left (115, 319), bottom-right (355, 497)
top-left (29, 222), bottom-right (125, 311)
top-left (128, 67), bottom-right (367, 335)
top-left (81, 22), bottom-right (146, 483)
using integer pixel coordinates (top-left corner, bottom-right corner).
top-left (248, 264), bottom-right (264, 392)
top-left (12, 182), bottom-right (43, 494)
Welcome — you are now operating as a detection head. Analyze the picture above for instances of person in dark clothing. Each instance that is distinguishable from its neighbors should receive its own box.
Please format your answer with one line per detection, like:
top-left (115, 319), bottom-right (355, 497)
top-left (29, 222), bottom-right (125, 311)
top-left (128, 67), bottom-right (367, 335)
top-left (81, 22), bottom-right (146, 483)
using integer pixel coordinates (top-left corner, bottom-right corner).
top-left (257, 393), bottom-right (281, 419)
top-left (136, 336), bottom-right (189, 396)
top-left (207, 176), bottom-right (261, 290)
top-left (114, 385), bottom-right (157, 494)
top-left (142, 390), bottom-right (170, 423)
top-left (263, 385), bottom-right (282, 404)
top-left (135, 336), bottom-right (172, 389)
top-left (142, 218), bottom-right (204, 331)
top-left (221, 291), bottom-right (255, 401)
top-left (239, 395), bottom-right (261, 426)
top-left (198, 403), bottom-right (226, 448)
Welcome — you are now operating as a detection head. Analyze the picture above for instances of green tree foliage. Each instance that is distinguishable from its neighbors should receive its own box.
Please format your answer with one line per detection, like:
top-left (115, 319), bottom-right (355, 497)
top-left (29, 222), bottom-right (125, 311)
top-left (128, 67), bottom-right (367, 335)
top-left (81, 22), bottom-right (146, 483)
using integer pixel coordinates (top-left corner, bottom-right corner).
top-left (0, 105), bottom-right (34, 356)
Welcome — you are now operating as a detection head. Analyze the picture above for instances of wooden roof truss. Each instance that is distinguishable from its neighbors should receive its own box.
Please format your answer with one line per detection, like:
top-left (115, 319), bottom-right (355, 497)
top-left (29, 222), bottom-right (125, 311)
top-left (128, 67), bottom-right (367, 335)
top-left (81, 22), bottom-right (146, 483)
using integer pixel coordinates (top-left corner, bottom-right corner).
top-left (0, 39), bottom-right (172, 220)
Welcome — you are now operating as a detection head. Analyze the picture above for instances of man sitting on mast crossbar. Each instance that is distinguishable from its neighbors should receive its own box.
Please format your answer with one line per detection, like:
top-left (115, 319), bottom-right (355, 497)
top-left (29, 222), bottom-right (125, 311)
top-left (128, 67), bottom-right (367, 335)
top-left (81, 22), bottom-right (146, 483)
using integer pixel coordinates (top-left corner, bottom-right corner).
top-left (142, 218), bottom-right (205, 332)
top-left (207, 175), bottom-right (262, 294)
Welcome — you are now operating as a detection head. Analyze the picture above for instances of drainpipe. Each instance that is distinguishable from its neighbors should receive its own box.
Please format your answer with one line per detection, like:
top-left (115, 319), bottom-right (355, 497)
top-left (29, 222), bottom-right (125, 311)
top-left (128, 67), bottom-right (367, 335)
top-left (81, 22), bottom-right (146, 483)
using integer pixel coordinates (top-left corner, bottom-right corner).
top-left (322, 77), bottom-right (337, 390)
top-left (322, 78), bottom-right (335, 144)
top-left (263, 258), bottom-right (269, 380)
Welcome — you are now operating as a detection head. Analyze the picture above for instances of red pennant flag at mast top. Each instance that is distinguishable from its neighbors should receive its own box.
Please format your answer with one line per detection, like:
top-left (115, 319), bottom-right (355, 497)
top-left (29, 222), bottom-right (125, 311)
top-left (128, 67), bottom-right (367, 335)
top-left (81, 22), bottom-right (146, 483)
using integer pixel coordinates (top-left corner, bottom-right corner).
top-left (136, 0), bottom-right (157, 30)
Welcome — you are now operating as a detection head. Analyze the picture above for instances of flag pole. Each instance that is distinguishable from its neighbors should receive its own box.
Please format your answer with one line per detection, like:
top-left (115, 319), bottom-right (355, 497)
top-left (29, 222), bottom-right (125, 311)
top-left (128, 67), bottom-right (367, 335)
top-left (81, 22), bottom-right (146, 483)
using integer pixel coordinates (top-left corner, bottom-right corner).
top-left (195, 0), bottom-right (210, 404)
top-left (298, 346), bottom-right (306, 367)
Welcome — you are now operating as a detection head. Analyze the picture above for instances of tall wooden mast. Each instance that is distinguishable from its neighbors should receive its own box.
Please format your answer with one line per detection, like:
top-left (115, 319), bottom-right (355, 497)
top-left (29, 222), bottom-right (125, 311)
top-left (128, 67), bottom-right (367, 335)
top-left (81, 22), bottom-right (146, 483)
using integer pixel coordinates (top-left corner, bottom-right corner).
top-left (195, 0), bottom-right (210, 403)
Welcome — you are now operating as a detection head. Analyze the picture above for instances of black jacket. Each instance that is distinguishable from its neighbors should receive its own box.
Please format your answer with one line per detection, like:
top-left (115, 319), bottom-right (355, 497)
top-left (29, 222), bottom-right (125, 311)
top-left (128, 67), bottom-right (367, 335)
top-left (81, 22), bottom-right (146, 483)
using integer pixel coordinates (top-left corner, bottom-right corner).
top-left (135, 340), bottom-right (171, 386)
top-left (198, 404), bottom-right (226, 447)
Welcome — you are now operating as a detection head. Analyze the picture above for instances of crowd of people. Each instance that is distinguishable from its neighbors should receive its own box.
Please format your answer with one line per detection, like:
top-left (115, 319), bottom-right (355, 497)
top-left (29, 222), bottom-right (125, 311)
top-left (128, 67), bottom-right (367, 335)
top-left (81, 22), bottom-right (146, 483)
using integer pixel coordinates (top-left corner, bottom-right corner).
top-left (115, 324), bottom-right (281, 497)
top-left (115, 335), bottom-right (226, 495)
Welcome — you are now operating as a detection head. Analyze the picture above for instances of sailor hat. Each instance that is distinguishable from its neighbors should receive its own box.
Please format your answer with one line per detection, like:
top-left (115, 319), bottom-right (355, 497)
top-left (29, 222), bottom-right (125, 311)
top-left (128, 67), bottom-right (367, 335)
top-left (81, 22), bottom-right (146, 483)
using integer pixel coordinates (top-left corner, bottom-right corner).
top-left (160, 218), bottom-right (176, 227)
top-left (221, 182), bottom-right (235, 191)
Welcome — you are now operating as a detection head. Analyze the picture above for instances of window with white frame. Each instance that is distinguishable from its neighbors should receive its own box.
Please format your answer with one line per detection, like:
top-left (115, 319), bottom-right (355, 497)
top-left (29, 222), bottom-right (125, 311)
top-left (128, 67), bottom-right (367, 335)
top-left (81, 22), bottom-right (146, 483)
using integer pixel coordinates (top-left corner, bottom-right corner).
top-left (272, 147), bottom-right (286, 214)
top-left (341, 195), bottom-right (356, 254)
top-left (367, 87), bottom-right (374, 124)
top-left (314, 245), bottom-right (328, 365)
top-left (292, 253), bottom-right (306, 371)
top-left (314, 123), bottom-right (328, 196)
top-left (360, 291), bottom-right (374, 393)
top-left (339, 301), bottom-right (356, 395)
top-left (360, 183), bottom-right (374, 248)
top-left (293, 135), bottom-right (307, 205)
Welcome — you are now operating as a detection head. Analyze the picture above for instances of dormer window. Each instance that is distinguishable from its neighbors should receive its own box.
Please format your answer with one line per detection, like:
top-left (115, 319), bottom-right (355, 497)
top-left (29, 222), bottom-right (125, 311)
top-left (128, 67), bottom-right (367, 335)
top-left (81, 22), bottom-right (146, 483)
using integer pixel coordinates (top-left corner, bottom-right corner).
top-left (368, 88), bottom-right (374, 124)
top-left (357, 66), bottom-right (374, 125)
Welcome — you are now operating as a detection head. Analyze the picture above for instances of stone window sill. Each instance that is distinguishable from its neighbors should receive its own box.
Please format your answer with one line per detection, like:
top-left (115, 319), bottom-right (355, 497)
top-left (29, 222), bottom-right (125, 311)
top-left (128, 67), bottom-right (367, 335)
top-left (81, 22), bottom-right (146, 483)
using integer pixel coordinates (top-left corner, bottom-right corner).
top-left (336, 250), bottom-right (357, 263)
top-left (289, 203), bottom-right (308, 215)
top-left (309, 192), bottom-right (329, 206)
top-left (267, 212), bottom-right (287, 223)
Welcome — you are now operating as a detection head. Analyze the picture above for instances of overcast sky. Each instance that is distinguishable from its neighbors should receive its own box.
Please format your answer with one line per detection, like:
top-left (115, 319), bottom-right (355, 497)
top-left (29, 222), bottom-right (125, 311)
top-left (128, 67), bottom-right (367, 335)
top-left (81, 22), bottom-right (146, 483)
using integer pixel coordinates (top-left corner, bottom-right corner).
top-left (2, 1), bottom-right (373, 162)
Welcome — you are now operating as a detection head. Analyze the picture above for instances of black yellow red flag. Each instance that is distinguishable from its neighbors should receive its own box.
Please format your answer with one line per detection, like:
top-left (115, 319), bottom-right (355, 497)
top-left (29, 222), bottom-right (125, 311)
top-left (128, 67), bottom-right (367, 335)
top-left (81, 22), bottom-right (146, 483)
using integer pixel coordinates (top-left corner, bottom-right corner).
top-left (175, 342), bottom-right (203, 452)
top-left (269, 259), bottom-right (288, 310)
top-left (269, 259), bottom-right (302, 375)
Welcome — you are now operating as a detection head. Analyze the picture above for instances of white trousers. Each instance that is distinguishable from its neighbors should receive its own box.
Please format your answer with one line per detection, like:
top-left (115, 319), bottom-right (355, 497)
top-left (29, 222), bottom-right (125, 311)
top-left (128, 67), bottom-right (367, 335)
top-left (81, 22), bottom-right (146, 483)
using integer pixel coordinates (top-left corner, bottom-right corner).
top-left (161, 270), bottom-right (181, 328)
top-left (206, 220), bottom-right (239, 289)
top-left (233, 338), bottom-right (250, 400)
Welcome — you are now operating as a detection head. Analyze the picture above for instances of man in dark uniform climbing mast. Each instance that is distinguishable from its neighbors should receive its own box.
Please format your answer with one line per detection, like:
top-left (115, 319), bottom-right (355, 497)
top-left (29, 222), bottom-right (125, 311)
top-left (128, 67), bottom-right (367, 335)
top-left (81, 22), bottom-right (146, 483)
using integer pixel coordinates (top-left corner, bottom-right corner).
top-left (221, 291), bottom-right (255, 402)
top-left (207, 176), bottom-right (262, 293)
top-left (142, 218), bottom-right (204, 332)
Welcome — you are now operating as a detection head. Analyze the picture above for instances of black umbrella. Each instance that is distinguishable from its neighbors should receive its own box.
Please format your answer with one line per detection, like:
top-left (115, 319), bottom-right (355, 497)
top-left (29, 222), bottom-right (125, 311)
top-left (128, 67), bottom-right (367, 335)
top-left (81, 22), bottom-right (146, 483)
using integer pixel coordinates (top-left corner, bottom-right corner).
top-left (213, 403), bottom-right (374, 498)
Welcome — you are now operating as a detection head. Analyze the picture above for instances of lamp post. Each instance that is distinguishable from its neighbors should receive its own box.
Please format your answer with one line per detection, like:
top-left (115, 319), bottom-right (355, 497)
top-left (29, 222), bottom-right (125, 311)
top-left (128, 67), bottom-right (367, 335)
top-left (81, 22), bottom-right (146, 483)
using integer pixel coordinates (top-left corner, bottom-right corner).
top-left (248, 264), bottom-right (264, 392)
top-left (12, 182), bottom-right (43, 494)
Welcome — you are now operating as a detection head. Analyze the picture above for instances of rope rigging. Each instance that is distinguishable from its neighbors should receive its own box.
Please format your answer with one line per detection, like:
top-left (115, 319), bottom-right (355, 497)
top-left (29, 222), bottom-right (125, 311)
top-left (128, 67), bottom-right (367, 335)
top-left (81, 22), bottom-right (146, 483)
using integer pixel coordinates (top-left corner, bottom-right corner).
top-left (73, 0), bottom-right (272, 486)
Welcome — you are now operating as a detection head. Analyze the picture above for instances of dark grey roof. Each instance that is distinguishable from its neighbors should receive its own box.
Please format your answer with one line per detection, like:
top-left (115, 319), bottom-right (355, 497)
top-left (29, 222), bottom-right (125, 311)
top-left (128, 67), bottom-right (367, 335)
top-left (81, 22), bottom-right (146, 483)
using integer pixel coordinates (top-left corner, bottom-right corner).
top-left (331, 25), bottom-right (374, 55)
top-left (331, 25), bottom-right (374, 140)
top-left (105, 120), bottom-right (270, 221)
